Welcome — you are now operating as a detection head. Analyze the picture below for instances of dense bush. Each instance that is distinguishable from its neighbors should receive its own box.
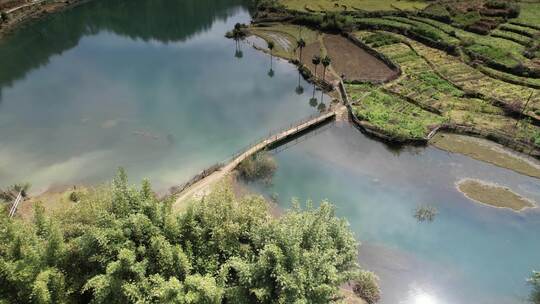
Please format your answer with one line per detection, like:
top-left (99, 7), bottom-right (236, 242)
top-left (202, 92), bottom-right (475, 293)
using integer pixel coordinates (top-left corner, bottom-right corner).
top-left (293, 12), bottom-right (353, 32)
top-left (411, 26), bottom-right (442, 42)
top-left (421, 4), bottom-right (451, 22)
top-left (254, 0), bottom-right (285, 12)
top-left (0, 11), bottom-right (7, 23)
top-left (237, 151), bottom-right (277, 184)
top-left (353, 271), bottom-right (381, 304)
top-left (0, 169), bottom-right (361, 303)
top-left (320, 12), bottom-right (353, 32)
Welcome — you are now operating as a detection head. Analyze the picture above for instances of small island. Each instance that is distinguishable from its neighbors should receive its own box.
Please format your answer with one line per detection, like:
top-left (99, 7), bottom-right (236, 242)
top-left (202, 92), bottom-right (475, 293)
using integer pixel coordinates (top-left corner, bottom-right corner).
top-left (457, 179), bottom-right (536, 212)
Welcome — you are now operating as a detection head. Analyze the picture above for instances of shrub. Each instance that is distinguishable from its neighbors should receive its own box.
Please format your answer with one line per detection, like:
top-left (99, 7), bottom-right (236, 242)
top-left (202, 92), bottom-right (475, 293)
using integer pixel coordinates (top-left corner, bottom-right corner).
top-left (293, 14), bottom-right (324, 27)
top-left (353, 271), bottom-right (381, 304)
top-left (320, 12), bottom-right (353, 32)
top-left (237, 151), bottom-right (277, 184)
top-left (69, 191), bottom-right (80, 202)
top-left (0, 12), bottom-right (7, 23)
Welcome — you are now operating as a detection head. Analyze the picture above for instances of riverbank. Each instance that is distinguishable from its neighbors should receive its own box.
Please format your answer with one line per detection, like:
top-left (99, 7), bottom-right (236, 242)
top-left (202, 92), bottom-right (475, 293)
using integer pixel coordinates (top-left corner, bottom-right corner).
top-left (0, 0), bottom-right (89, 40)
top-left (431, 133), bottom-right (540, 178)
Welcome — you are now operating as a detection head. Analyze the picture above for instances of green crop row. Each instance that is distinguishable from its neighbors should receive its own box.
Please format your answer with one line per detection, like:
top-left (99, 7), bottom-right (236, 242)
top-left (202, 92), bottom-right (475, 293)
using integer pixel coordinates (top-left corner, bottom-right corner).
top-left (352, 89), bottom-right (443, 140)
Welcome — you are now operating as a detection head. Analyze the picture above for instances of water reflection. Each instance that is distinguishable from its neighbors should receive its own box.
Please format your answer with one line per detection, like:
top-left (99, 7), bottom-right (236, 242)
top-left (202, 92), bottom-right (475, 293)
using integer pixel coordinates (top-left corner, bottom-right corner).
top-left (0, 0), bottom-right (248, 94)
top-left (0, 0), bottom-right (323, 192)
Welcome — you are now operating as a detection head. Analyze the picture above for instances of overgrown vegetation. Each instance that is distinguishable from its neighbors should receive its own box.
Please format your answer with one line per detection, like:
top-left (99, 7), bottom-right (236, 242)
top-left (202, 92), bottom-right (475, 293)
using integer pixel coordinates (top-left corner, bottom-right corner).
top-left (0, 182), bottom-right (31, 202)
top-left (0, 170), bottom-right (365, 303)
top-left (237, 151), bottom-right (278, 184)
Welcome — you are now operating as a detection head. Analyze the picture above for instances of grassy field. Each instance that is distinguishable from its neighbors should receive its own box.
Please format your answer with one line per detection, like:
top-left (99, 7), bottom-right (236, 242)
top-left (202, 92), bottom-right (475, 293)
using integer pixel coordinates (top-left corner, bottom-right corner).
top-left (351, 31), bottom-right (540, 144)
top-left (279, 0), bottom-right (428, 12)
top-left (515, 2), bottom-right (540, 28)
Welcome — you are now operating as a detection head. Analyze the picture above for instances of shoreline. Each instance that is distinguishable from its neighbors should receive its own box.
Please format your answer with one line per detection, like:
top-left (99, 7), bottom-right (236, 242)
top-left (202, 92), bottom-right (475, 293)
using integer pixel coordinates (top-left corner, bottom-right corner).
top-left (0, 0), bottom-right (90, 41)
top-left (456, 178), bottom-right (537, 212)
top-left (246, 13), bottom-right (540, 160)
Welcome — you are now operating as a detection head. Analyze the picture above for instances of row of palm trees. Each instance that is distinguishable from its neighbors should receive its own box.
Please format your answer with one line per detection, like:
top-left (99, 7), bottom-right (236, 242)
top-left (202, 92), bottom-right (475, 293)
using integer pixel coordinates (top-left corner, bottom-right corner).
top-left (312, 54), bottom-right (332, 81)
top-left (295, 38), bottom-right (332, 81)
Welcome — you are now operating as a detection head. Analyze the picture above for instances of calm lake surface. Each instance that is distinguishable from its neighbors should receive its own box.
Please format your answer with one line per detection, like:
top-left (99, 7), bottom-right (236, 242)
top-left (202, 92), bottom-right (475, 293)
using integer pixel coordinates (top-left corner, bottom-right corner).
top-left (1, 1), bottom-right (539, 303)
top-left (248, 122), bottom-right (540, 304)
top-left (0, 0), bottom-right (324, 192)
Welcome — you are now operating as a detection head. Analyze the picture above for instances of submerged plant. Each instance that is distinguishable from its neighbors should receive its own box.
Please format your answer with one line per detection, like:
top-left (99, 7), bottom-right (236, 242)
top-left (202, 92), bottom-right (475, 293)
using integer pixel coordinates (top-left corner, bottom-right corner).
top-left (414, 205), bottom-right (438, 222)
top-left (237, 150), bottom-right (277, 184)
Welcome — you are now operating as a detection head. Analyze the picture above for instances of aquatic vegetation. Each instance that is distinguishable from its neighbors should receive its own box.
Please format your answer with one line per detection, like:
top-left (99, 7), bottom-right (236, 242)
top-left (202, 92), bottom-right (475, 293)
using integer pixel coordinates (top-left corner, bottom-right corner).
top-left (237, 151), bottom-right (278, 184)
top-left (414, 205), bottom-right (438, 222)
top-left (353, 271), bottom-right (381, 304)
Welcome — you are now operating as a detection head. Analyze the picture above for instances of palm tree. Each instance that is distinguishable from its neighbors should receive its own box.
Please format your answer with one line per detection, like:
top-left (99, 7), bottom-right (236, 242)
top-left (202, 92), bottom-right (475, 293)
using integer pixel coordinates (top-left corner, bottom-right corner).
top-left (321, 55), bottom-right (331, 81)
top-left (312, 55), bottom-right (321, 78)
top-left (296, 38), bottom-right (306, 62)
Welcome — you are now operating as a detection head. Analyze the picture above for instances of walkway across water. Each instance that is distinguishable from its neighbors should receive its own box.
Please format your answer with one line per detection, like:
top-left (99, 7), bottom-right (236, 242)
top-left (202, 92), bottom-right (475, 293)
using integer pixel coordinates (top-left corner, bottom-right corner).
top-left (173, 110), bottom-right (337, 206)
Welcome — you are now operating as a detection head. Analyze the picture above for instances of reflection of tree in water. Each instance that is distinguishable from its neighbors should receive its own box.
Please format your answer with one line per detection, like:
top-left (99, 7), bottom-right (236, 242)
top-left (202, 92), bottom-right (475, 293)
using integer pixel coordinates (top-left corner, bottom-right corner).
top-left (309, 97), bottom-right (318, 108)
top-left (0, 0), bottom-right (247, 93)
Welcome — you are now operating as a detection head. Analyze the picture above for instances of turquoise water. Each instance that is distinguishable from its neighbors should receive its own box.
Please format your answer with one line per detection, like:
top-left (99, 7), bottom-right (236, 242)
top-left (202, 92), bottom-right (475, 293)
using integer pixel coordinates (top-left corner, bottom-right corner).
top-left (0, 0), bottom-right (325, 192)
top-left (250, 122), bottom-right (540, 304)
top-left (1, 1), bottom-right (539, 303)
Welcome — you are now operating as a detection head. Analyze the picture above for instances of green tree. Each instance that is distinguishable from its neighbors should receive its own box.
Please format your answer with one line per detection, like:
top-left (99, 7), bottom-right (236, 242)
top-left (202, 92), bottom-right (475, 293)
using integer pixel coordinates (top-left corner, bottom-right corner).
top-left (321, 55), bottom-right (331, 81)
top-left (0, 170), bottom-right (361, 303)
top-left (296, 38), bottom-right (306, 62)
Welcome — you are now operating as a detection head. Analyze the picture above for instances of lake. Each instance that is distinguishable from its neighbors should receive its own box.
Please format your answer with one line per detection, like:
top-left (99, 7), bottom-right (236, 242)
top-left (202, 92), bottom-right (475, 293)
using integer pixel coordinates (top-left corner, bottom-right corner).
top-left (1, 1), bottom-right (539, 303)
top-left (0, 0), bottom-right (324, 193)
top-left (247, 122), bottom-right (540, 304)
